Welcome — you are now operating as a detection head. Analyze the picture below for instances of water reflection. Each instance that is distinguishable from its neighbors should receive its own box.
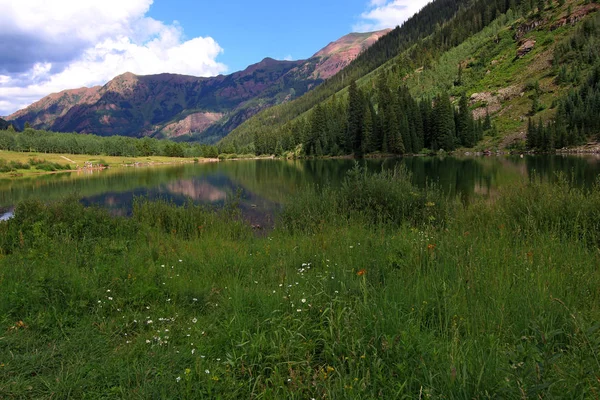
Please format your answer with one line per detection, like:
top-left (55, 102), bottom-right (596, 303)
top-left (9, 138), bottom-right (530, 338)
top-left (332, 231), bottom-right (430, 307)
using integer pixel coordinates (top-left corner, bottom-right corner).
top-left (1, 155), bottom-right (599, 225)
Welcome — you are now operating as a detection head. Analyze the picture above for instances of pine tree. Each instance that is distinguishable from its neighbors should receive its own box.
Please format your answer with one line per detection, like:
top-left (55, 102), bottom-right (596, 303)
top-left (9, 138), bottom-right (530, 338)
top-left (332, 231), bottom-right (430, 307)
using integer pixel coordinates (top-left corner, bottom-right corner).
top-left (386, 110), bottom-right (405, 155)
top-left (362, 103), bottom-right (374, 154)
top-left (456, 92), bottom-right (475, 147)
top-left (347, 80), bottom-right (364, 156)
top-left (526, 118), bottom-right (537, 149)
top-left (433, 93), bottom-right (456, 151)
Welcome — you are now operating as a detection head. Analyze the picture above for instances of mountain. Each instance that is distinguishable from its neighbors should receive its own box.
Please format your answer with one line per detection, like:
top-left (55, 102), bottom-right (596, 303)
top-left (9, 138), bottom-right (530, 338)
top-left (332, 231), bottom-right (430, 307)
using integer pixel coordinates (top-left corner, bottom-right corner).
top-left (222, 0), bottom-right (600, 155)
top-left (7, 30), bottom-right (390, 143)
top-left (310, 30), bottom-right (391, 80)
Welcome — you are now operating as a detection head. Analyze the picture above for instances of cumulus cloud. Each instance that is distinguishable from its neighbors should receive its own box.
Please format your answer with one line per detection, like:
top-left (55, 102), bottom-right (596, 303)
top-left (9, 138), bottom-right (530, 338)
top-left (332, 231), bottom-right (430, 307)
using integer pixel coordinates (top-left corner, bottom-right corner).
top-left (354, 0), bottom-right (433, 32)
top-left (0, 0), bottom-right (227, 116)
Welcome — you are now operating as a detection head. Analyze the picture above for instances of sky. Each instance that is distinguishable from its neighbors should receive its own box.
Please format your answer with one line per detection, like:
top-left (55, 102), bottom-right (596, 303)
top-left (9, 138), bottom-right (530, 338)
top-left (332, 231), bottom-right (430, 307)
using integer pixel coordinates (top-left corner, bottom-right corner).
top-left (0, 0), bottom-right (432, 117)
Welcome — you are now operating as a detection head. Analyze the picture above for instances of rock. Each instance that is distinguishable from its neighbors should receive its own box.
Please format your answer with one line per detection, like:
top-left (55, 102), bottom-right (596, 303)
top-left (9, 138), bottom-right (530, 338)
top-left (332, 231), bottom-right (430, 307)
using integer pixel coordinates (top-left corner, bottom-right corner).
top-left (517, 39), bottom-right (536, 58)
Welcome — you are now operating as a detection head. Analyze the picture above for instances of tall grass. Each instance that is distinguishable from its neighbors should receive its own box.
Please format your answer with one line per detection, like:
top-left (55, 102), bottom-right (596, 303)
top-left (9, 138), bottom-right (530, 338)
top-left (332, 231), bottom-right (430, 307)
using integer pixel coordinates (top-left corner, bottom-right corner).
top-left (280, 164), bottom-right (454, 233)
top-left (0, 167), bottom-right (599, 398)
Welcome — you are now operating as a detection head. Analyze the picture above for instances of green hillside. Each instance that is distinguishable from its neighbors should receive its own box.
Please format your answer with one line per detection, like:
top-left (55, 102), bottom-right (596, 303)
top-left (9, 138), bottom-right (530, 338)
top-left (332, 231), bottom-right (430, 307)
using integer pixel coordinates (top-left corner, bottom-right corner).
top-left (222, 0), bottom-right (600, 155)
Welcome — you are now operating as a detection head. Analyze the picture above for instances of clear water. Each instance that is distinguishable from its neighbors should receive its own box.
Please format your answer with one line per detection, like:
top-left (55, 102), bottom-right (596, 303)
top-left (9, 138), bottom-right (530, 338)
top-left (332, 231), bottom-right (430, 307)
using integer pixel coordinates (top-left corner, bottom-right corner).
top-left (1, 155), bottom-right (599, 226)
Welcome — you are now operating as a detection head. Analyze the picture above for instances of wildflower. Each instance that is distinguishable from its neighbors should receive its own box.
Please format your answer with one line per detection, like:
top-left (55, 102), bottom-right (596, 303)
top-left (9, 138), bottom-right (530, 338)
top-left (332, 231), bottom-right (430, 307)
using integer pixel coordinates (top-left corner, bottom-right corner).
top-left (146, 340), bottom-right (151, 344)
top-left (193, 298), bottom-right (198, 301)
top-left (427, 243), bottom-right (436, 251)
top-left (185, 368), bottom-right (191, 375)
top-left (176, 376), bottom-right (181, 382)
top-left (327, 366), bottom-right (335, 373)
top-left (205, 369), bottom-right (210, 374)
top-left (192, 318), bottom-right (197, 323)
top-left (108, 297), bottom-right (113, 301)
top-left (301, 298), bottom-right (306, 303)
top-left (357, 269), bottom-right (366, 276)
top-left (425, 201), bottom-right (435, 207)
top-left (106, 289), bottom-right (111, 293)
top-left (147, 320), bottom-right (153, 324)
top-left (179, 259), bottom-right (182, 262)
top-left (297, 309), bottom-right (302, 312)
top-left (192, 349), bottom-right (195, 355)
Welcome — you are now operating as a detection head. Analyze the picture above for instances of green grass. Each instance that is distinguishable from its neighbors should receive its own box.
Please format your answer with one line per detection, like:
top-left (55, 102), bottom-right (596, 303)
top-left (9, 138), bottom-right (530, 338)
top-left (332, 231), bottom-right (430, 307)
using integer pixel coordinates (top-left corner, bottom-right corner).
top-left (0, 150), bottom-right (207, 178)
top-left (0, 167), bottom-right (599, 398)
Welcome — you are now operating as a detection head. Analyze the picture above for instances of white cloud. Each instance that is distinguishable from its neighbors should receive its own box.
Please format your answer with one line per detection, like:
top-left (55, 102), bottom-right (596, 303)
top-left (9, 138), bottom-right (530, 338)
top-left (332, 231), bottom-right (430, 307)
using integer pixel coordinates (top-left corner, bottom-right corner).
top-left (0, 0), bottom-right (227, 116)
top-left (283, 55), bottom-right (293, 61)
top-left (354, 0), bottom-right (433, 32)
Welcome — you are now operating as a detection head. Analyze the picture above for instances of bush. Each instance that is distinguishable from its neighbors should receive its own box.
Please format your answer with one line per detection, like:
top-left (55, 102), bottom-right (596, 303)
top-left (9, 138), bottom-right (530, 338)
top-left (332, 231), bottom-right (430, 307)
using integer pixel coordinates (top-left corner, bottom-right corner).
top-left (279, 163), bottom-right (454, 233)
top-left (28, 158), bottom-right (71, 171)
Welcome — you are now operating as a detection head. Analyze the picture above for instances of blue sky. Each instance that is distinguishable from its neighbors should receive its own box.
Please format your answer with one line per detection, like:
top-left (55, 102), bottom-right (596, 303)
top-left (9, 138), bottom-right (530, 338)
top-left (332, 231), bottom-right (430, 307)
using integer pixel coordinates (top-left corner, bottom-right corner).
top-left (147, 0), bottom-right (375, 73)
top-left (0, 0), bottom-right (431, 116)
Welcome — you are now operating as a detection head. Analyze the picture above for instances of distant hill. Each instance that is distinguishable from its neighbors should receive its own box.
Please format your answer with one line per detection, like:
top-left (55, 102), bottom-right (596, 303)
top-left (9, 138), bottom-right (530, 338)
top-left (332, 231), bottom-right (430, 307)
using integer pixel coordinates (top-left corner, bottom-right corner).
top-left (7, 30), bottom-right (390, 143)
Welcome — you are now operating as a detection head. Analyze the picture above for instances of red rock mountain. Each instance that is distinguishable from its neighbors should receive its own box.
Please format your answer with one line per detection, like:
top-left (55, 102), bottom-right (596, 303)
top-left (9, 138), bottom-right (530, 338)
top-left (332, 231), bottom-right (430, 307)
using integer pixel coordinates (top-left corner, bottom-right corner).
top-left (7, 30), bottom-right (390, 143)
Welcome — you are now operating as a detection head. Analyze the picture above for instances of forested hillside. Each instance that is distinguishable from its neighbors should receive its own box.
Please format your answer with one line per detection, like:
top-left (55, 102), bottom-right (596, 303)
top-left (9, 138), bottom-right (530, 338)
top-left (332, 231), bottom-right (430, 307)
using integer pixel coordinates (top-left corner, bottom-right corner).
top-left (222, 0), bottom-right (600, 155)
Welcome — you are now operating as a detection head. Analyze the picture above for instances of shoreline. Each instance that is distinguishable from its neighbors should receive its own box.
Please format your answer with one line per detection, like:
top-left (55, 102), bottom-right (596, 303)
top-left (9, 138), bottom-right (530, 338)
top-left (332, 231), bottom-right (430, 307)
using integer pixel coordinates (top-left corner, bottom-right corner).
top-left (0, 154), bottom-right (221, 179)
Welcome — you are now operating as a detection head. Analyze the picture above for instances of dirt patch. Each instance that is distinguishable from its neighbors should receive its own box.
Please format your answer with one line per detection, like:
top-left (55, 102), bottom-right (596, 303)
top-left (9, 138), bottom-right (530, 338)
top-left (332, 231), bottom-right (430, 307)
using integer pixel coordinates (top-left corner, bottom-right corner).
top-left (470, 85), bottom-right (523, 119)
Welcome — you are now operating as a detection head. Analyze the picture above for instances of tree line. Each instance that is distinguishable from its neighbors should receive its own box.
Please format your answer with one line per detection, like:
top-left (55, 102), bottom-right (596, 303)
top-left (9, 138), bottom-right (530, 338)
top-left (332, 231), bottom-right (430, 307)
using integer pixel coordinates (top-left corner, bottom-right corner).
top-left (253, 72), bottom-right (486, 156)
top-left (527, 64), bottom-right (600, 150)
top-left (0, 127), bottom-right (221, 158)
top-left (527, 9), bottom-right (600, 151)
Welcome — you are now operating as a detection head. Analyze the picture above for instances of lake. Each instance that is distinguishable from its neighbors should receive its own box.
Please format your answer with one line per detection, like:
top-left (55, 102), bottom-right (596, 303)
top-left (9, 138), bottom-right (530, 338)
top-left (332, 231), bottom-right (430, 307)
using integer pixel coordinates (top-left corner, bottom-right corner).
top-left (1, 154), bottom-right (600, 226)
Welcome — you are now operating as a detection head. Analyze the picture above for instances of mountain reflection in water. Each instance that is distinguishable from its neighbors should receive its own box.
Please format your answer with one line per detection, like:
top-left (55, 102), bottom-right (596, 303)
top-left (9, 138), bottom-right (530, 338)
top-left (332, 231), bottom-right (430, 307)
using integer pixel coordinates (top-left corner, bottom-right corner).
top-left (1, 155), bottom-right (600, 227)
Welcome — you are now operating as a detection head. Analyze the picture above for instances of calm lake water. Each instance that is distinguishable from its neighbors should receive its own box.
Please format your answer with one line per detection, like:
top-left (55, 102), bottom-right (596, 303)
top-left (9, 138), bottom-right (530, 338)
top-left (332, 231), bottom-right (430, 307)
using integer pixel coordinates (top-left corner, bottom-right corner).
top-left (1, 155), bottom-right (599, 226)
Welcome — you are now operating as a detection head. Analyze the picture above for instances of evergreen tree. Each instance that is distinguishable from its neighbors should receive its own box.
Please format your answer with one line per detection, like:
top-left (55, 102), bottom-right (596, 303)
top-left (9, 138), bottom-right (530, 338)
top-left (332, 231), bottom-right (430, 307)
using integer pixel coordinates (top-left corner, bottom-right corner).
top-left (456, 92), bottom-right (475, 147)
top-left (433, 93), bottom-right (456, 150)
top-left (362, 103), bottom-right (374, 154)
top-left (347, 80), bottom-right (364, 156)
top-left (386, 109), bottom-right (405, 155)
top-left (526, 118), bottom-right (537, 149)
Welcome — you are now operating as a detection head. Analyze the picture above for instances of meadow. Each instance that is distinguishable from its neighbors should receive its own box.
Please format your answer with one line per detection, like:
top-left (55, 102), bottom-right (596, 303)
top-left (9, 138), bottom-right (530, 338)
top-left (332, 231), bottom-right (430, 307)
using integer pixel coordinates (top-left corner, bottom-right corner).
top-left (0, 165), bottom-right (599, 398)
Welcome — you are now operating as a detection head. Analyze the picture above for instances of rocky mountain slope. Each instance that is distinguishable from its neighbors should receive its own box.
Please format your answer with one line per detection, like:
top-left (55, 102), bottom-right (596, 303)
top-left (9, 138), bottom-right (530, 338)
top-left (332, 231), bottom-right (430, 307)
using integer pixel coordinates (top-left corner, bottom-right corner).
top-left (7, 30), bottom-right (390, 143)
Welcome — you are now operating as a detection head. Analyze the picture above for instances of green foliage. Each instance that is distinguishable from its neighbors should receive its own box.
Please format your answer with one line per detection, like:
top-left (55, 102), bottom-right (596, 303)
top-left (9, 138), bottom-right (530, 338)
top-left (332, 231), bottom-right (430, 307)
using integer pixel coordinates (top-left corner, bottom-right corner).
top-left (224, 0), bottom-right (523, 149)
top-left (0, 127), bottom-right (220, 158)
top-left (279, 164), bottom-right (454, 233)
top-left (1, 166), bottom-right (600, 397)
top-left (528, 64), bottom-right (600, 150)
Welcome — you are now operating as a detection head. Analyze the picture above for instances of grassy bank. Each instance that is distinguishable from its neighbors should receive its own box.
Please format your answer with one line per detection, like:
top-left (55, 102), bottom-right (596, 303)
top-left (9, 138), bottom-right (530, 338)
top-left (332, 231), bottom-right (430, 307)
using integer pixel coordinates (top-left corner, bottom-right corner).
top-left (0, 167), bottom-right (599, 398)
top-left (0, 150), bottom-right (211, 178)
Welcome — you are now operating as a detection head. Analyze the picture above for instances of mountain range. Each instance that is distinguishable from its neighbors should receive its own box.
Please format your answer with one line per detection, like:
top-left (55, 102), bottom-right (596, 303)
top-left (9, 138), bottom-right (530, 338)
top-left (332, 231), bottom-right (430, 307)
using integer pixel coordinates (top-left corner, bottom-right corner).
top-left (6, 30), bottom-right (390, 143)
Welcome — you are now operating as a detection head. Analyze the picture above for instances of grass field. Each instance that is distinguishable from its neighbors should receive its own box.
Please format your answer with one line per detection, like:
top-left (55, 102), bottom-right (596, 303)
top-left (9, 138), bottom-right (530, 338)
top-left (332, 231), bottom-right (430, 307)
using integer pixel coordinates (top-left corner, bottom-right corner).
top-left (0, 150), bottom-right (210, 178)
top-left (0, 165), bottom-right (599, 398)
